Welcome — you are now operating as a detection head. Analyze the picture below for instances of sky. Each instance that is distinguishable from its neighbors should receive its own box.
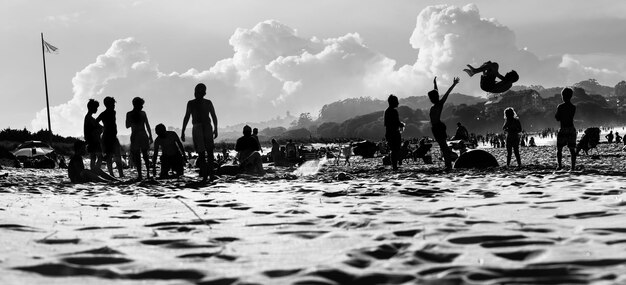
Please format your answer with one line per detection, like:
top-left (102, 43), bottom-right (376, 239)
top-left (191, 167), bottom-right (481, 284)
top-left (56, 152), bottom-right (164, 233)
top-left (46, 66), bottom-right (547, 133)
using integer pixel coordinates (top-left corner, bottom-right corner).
top-left (2, 0), bottom-right (626, 136)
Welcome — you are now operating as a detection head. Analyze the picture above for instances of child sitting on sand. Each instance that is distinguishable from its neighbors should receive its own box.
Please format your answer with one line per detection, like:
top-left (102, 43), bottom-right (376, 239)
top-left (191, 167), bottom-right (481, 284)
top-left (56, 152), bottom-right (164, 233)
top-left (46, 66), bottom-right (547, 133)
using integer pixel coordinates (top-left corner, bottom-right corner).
top-left (68, 141), bottom-right (118, 184)
top-left (464, 61), bottom-right (518, 93)
top-left (503, 107), bottom-right (522, 167)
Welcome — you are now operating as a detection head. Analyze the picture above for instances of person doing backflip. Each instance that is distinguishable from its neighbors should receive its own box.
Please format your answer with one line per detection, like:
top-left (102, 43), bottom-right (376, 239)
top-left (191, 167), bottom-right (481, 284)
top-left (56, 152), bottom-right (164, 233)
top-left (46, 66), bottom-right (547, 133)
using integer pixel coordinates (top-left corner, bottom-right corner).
top-left (464, 61), bottom-right (518, 93)
top-left (429, 76), bottom-right (460, 170)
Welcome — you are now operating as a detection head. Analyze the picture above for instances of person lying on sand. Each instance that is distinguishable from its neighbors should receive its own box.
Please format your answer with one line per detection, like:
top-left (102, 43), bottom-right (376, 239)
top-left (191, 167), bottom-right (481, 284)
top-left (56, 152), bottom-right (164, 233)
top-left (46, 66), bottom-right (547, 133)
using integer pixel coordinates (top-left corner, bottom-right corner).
top-left (429, 76), bottom-right (460, 170)
top-left (152, 124), bottom-right (187, 179)
top-left (464, 61), bottom-right (518, 94)
top-left (68, 141), bottom-right (118, 184)
top-left (235, 125), bottom-right (264, 176)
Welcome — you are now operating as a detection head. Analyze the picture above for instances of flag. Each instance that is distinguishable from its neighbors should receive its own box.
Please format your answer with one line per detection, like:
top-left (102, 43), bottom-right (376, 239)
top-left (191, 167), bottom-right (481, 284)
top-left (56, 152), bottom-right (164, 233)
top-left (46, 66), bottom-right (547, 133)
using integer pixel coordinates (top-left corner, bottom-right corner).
top-left (43, 40), bottom-right (59, 54)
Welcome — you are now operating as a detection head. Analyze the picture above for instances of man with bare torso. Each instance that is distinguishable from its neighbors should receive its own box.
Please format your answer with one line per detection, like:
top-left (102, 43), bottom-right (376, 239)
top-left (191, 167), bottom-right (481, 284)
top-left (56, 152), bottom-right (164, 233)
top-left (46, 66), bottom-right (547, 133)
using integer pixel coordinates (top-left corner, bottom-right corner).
top-left (182, 83), bottom-right (218, 182)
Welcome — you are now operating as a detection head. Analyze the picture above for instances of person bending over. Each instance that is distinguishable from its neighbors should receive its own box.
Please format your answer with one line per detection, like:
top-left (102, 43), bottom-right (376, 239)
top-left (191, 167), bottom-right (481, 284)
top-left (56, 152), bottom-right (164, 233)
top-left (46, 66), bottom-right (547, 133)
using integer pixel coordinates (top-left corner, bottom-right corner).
top-left (152, 124), bottom-right (187, 179)
top-left (464, 61), bottom-right (518, 93)
top-left (429, 76), bottom-right (460, 170)
top-left (235, 125), bottom-right (264, 176)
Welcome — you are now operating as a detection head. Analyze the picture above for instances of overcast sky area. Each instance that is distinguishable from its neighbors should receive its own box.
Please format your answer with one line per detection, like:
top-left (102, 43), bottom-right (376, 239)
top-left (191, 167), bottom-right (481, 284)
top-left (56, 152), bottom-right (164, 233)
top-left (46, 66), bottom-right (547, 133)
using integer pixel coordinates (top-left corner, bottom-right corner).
top-left (2, 0), bottom-right (626, 136)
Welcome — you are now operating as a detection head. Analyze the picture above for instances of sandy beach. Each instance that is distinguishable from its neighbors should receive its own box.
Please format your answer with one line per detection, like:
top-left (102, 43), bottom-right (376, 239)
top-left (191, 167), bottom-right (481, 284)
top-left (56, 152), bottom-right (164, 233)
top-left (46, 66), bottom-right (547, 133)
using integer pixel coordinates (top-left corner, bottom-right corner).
top-left (1, 144), bottom-right (626, 284)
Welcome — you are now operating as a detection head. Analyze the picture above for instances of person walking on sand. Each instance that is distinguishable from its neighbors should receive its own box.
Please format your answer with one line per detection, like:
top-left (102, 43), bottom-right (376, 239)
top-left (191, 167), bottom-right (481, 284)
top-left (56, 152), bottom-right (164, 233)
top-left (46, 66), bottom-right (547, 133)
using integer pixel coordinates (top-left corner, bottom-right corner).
top-left (503, 107), bottom-right (522, 167)
top-left (555, 87), bottom-right (577, 170)
top-left (96, 96), bottom-right (124, 178)
top-left (181, 83), bottom-right (218, 183)
top-left (152, 123), bottom-right (187, 179)
top-left (384, 94), bottom-right (404, 171)
top-left (126, 97), bottom-right (153, 180)
top-left (429, 76), bottom-right (460, 170)
top-left (464, 61), bottom-right (518, 94)
top-left (84, 99), bottom-right (104, 172)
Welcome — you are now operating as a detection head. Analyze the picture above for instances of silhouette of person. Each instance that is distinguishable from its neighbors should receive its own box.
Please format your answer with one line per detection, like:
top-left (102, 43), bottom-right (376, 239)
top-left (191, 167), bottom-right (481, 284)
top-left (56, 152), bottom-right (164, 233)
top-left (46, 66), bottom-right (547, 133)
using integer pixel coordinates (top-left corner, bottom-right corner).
top-left (342, 143), bottom-right (352, 166)
top-left (235, 125), bottom-right (264, 176)
top-left (529, 137), bottom-right (537, 147)
top-left (616, 132), bottom-right (622, 144)
top-left (606, 130), bottom-right (614, 143)
top-left (252, 127), bottom-right (262, 153)
top-left (96, 96), bottom-right (124, 178)
top-left (503, 107), bottom-right (522, 167)
top-left (84, 99), bottom-right (104, 172)
top-left (464, 61), bottom-right (518, 93)
top-left (384, 94), bottom-right (404, 171)
top-left (182, 83), bottom-right (218, 182)
top-left (271, 138), bottom-right (282, 166)
top-left (152, 124), bottom-right (186, 178)
top-left (555, 87), bottom-right (577, 170)
top-left (452, 122), bottom-right (469, 141)
top-left (126, 97), bottom-right (153, 180)
top-left (68, 140), bottom-right (118, 183)
top-left (429, 76), bottom-right (460, 170)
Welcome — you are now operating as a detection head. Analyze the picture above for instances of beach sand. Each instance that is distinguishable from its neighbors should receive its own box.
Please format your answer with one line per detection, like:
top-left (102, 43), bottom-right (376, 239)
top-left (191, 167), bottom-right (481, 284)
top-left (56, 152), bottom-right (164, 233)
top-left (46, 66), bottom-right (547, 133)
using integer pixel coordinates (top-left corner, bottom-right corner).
top-left (1, 144), bottom-right (626, 284)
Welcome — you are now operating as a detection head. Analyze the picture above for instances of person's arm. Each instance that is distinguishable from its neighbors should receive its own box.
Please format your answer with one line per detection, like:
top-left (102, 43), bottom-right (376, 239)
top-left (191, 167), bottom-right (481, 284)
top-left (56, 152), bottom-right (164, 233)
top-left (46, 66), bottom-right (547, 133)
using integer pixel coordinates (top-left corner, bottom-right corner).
top-left (555, 106), bottom-right (561, 121)
top-left (432, 76), bottom-right (438, 91)
top-left (143, 112), bottom-right (153, 143)
top-left (175, 135), bottom-right (187, 161)
top-left (125, 112), bottom-right (131, 129)
top-left (152, 140), bottom-right (160, 173)
top-left (181, 102), bottom-right (191, 142)
top-left (440, 77), bottom-right (460, 104)
top-left (95, 112), bottom-right (103, 123)
top-left (209, 101), bottom-right (218, 139)
top-left (502, 121), bottom-right (508, 132)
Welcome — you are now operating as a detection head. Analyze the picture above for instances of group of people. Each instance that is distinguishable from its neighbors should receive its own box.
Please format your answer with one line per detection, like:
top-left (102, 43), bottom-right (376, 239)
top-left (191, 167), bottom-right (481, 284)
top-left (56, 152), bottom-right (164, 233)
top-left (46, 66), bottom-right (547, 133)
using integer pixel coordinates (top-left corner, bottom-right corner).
top-left (385, 61), bottom-right (577, 171)
top-left (71, 83), bottom-right (260, 184)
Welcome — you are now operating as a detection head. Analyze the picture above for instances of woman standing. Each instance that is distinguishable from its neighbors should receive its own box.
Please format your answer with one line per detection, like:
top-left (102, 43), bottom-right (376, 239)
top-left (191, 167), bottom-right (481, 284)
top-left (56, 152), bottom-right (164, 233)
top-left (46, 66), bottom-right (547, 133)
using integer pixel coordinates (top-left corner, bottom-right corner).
top-left (503, 107), bottom-right (522, 168)
top-left (126, 97), bottom-right (153, 180)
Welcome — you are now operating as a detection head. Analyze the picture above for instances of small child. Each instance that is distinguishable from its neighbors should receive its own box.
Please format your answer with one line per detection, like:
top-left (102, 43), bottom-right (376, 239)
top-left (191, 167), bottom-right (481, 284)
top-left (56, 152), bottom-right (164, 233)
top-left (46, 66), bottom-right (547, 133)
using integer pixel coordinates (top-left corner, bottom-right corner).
top-left (503, 107), bottom-right (522, 167)
top-left (464, 61), bottom-right (518, 93)
top-left (68, 141), bottom-right (118, 183)
top-left (152, 124), bottom-right (187, 178)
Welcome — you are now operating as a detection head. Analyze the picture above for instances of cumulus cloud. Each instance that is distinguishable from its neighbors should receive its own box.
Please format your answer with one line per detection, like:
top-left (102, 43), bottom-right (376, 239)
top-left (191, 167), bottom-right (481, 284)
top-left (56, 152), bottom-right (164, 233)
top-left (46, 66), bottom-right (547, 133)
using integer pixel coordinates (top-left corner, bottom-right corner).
top-left (33, 4), bottom-right (626, 136)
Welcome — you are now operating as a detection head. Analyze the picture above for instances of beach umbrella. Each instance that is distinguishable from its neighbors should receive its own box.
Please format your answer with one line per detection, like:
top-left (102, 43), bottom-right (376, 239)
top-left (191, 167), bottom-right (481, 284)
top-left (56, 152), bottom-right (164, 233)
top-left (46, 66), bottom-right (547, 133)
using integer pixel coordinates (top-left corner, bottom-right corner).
top-left (13, 147), bottom-right (52, 158)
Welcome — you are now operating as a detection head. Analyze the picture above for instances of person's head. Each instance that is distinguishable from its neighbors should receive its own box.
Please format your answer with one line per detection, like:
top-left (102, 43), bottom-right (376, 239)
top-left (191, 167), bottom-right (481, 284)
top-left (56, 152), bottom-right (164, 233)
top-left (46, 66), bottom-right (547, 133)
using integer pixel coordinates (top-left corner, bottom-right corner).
top-left (428, 90), bottom-right (440, 104)
top-left (561, 87), bottom-right (573, 102)
top-left (457, 122), bottom-right (462, 127)
top-left (253, 128), bottom-right (259, 135)
top-left (271, 138), bottom-right (277, 145)
top-left (243, 125), bottom-right (252, 136)
top-left (73, 140), bottom-right (87, 155)
top-left (504, 107), bottom-right (517, 119)
top-left (87, 99), bottom-right (99, 113)
top-left (387, 94), bottom-right (399, 108)
top-left (132, 97), bottom-right (145, 110)
top-left (155, 123), bottom-right (166, 137)
top-left (194, 83), bottom-right (206, 99)
top-left (103, 96), bottom-right (116, 109)
top-left (504, 70), bottom-right (519, 83)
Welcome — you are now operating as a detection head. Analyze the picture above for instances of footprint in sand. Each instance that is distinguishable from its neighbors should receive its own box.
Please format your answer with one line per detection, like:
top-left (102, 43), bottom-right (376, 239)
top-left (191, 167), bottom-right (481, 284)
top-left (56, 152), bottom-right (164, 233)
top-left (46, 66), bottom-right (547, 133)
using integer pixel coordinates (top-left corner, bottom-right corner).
top-left (36, 238), bottom-right (80, 245)
top-left (493, 249), bottom-right (545, 261)
top-left (0, 224), bottom-right (43, 232)
top-left (61, 256), bottom-right (133, 266)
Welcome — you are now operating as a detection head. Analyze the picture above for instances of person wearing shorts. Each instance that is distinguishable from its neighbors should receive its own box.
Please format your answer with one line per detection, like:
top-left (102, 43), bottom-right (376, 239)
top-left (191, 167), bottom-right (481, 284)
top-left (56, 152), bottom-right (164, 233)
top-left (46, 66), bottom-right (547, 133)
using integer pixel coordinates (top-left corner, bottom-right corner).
top-left (182, 83), bottom-right (218, 182)
top-left (555, 87), bottom-right (577, 170)
top-left (153, 123), bottom-right (187, 178)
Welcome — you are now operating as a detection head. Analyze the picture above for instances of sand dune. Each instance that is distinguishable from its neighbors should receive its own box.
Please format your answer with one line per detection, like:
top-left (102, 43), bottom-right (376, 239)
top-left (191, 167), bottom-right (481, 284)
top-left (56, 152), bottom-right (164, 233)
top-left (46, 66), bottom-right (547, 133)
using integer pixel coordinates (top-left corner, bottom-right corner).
top-left (1, 144), bottom-right (626, 284)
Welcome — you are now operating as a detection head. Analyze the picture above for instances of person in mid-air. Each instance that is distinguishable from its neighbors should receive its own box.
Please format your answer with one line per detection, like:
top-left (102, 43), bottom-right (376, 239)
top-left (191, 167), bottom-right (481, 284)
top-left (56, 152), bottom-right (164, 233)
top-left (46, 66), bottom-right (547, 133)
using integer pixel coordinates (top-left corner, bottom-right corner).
top-left (464, 61), bottom-right (518, 93)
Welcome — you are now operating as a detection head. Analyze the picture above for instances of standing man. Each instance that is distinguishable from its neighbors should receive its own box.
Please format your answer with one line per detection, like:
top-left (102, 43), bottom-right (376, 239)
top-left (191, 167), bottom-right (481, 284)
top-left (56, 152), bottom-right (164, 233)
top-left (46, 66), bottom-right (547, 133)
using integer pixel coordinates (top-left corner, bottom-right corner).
top-left (96, 96), bottom-right (124, 178)
top-left (555, 87), bottom-right (577, 170)
top-left (429, 76), bottom-right (460, 170)
top-left (384, 94), bottom-right (404, 171)
top-left (84, 99), bottom-right (104, 172)
top-left (182, 83), bottom-right (218, 182)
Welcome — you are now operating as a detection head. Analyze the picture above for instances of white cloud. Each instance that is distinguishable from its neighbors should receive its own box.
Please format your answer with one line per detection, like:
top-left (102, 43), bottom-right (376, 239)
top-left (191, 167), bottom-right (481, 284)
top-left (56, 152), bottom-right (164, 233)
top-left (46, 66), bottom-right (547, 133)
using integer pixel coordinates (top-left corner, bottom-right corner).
top-left (32, 5), bottom-right (626, 136)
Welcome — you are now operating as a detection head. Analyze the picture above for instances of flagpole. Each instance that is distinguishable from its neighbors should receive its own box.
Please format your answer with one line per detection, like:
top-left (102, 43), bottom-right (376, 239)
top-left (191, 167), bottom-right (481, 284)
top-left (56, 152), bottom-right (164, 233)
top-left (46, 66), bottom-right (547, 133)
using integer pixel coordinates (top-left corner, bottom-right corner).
top-left (41, 33), bottom-right (52, 141)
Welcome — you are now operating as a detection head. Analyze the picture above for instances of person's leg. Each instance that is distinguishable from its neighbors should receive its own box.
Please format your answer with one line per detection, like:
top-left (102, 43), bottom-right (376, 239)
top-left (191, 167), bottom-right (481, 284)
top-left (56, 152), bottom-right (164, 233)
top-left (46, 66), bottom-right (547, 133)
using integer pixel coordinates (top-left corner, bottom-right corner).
top-left (173, 155), bottom-right (184, 177)
top-left (569, 147), bottom-right (577, 169)
top-left (197, 152), bottom-right (208, 181)
top-left (115, 153), bottom-right (124, 178)
top-left (90, 153), bottom-right (97, 170)
top-left (160, 155), bottom-right (171, 178)
top-left (142, 149), bottom-right (150, 179)
top-left (514, 146), bottom-right (521, 166)
top-left (506, 145), bottom-right (512, 167)
top-left (132, 150), bottom-right (142, 180)
top-left (556, 146), bottom-right (563, 169)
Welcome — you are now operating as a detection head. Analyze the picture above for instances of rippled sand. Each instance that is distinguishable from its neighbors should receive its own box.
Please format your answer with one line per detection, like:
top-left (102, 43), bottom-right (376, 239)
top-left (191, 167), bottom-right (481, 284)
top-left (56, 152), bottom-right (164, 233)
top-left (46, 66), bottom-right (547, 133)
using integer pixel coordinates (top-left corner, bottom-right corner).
top-left (1, 144), bottom-right (625, 284)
